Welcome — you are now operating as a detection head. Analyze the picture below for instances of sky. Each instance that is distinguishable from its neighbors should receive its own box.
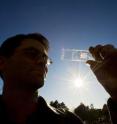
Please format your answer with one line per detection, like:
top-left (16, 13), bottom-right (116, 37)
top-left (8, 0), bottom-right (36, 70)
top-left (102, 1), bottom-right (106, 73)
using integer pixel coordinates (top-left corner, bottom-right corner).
top-left (0, 0), bottom-right (117, 110)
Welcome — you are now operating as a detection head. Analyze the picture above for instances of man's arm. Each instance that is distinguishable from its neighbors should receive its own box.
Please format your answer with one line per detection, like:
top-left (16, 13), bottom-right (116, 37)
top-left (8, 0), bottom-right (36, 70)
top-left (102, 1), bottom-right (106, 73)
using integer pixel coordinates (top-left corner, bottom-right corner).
top-left (86, 44), bottom-right (117, 124)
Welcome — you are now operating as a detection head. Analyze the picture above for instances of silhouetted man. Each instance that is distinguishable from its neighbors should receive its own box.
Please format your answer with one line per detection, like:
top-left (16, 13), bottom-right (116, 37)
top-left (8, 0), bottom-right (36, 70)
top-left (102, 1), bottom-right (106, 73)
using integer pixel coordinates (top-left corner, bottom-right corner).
top-left (0, 33), bottom-right (83, 124)
top-left (0, 33), bottom-right (116, 124)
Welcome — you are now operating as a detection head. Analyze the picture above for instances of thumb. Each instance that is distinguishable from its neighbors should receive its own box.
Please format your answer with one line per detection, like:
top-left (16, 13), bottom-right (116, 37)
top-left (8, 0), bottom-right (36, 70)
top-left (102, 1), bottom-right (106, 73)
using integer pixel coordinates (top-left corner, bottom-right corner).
top-left (86, 60), bottom-right (97, 67)
top-left (86, 60), bottom-right (100, 72)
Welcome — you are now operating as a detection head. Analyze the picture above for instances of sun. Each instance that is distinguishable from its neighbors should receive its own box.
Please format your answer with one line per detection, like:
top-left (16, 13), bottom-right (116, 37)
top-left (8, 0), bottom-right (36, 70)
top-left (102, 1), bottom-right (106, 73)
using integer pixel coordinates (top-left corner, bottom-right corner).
top-left (73, 77), bottom-right (84, 88)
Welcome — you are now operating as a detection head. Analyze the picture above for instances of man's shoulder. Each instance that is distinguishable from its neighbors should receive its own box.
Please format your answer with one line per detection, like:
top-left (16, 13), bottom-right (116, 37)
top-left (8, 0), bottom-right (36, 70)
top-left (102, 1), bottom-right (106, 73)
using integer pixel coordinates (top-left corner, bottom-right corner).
top-left (49, 105), bottom-right (83, 124)
top-left (38, 96), bottom-right (83, 124)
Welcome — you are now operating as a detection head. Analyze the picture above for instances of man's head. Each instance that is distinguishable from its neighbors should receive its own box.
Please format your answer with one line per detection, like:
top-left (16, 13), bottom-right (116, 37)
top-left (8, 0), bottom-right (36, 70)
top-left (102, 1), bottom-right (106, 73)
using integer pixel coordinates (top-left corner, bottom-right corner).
top-left (0, 33), bottom-right (49, 57)
top-left (0, 33), bottom-right (51, 90)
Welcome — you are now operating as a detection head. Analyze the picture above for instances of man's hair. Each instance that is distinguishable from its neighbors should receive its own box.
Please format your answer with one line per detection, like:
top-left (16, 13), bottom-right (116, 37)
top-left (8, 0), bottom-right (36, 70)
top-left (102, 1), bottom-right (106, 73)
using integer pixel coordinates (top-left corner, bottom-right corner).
top-left (0, 33), bottom-right (49, 57)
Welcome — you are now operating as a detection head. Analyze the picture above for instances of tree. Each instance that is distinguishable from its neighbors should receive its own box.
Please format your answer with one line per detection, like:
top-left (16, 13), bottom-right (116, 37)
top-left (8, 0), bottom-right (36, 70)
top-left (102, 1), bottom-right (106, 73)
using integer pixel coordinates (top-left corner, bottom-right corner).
top-left (74, 103), bottom-right (89, 121)
top-left (74, 103), bottom-right (105, 123)
top-left (101, 104), bottom-right (110, 123)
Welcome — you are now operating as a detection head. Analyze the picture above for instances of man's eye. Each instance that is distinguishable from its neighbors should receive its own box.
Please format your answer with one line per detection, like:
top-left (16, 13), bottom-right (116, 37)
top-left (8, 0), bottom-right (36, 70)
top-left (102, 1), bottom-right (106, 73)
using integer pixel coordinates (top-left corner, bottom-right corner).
top-left (24, 50), bottom-right (48, 61)
top-left (25, 51), bottom-right (38, 58)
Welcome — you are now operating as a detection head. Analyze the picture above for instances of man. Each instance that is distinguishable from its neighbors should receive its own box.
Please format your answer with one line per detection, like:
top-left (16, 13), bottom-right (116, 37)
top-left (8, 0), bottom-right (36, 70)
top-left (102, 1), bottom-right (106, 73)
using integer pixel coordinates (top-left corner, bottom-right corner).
top-left (0, 33), bottom-right (116, 124)
top-left (0, 33), bottom-right (83, 124)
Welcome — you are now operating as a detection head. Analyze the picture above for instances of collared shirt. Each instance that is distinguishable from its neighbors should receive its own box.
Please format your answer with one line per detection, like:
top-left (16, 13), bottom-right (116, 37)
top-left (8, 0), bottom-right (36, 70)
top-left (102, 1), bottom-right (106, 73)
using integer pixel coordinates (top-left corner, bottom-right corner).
top-left (0, 95), bottom-right (83, 124)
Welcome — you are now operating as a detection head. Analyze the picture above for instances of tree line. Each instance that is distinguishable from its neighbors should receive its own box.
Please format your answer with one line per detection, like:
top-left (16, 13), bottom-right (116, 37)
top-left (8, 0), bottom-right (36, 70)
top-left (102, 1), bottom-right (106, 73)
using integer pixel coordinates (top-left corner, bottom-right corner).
top-left (50, 100), bottom-right (111, 124)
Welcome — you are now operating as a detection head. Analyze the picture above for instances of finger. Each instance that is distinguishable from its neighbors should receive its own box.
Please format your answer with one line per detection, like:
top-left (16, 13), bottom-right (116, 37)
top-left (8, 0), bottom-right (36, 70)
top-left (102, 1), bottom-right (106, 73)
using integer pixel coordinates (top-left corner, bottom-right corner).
top-left (86, 60), bottom-right (100, 72)
top-left (100, 44), bottom-right (115, 59)
top-left (89, 45), bottom-right (103, 61)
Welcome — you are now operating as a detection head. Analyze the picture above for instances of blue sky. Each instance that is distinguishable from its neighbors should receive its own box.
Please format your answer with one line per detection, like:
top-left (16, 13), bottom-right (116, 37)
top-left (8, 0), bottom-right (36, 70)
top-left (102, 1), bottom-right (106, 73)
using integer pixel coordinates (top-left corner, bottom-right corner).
top-left (0, 0), bottom-right (117, 110)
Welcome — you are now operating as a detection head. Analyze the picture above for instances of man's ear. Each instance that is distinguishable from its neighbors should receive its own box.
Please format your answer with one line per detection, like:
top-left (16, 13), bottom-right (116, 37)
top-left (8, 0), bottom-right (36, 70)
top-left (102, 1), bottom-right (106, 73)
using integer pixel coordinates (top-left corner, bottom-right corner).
top-left (0, 56), bottom-right (7, 71)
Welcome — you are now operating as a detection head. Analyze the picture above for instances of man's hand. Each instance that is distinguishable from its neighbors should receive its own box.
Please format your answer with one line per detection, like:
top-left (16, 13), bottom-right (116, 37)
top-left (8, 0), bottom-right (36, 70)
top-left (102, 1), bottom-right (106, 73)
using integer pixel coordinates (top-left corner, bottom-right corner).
top-left (86, 44), bottom-right (117, 102)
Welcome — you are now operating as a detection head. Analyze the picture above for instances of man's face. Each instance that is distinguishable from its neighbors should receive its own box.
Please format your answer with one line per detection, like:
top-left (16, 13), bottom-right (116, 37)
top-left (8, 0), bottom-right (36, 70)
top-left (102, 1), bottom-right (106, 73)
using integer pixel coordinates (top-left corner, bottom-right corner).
top-left (3, 38), bottom-right (49, 90)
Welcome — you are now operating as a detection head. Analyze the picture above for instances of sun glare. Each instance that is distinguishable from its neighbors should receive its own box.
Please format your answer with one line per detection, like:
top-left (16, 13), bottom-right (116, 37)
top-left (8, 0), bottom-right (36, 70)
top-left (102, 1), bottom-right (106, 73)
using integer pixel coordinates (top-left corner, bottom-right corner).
top-left (73, 77), bottom-right (84, 88)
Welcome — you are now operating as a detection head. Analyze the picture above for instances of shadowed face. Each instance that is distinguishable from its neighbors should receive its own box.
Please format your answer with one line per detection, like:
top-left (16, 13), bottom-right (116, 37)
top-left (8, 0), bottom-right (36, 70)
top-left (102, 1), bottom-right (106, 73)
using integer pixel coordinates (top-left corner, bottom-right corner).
top-left (2, 38), bottom-right (49, 90)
